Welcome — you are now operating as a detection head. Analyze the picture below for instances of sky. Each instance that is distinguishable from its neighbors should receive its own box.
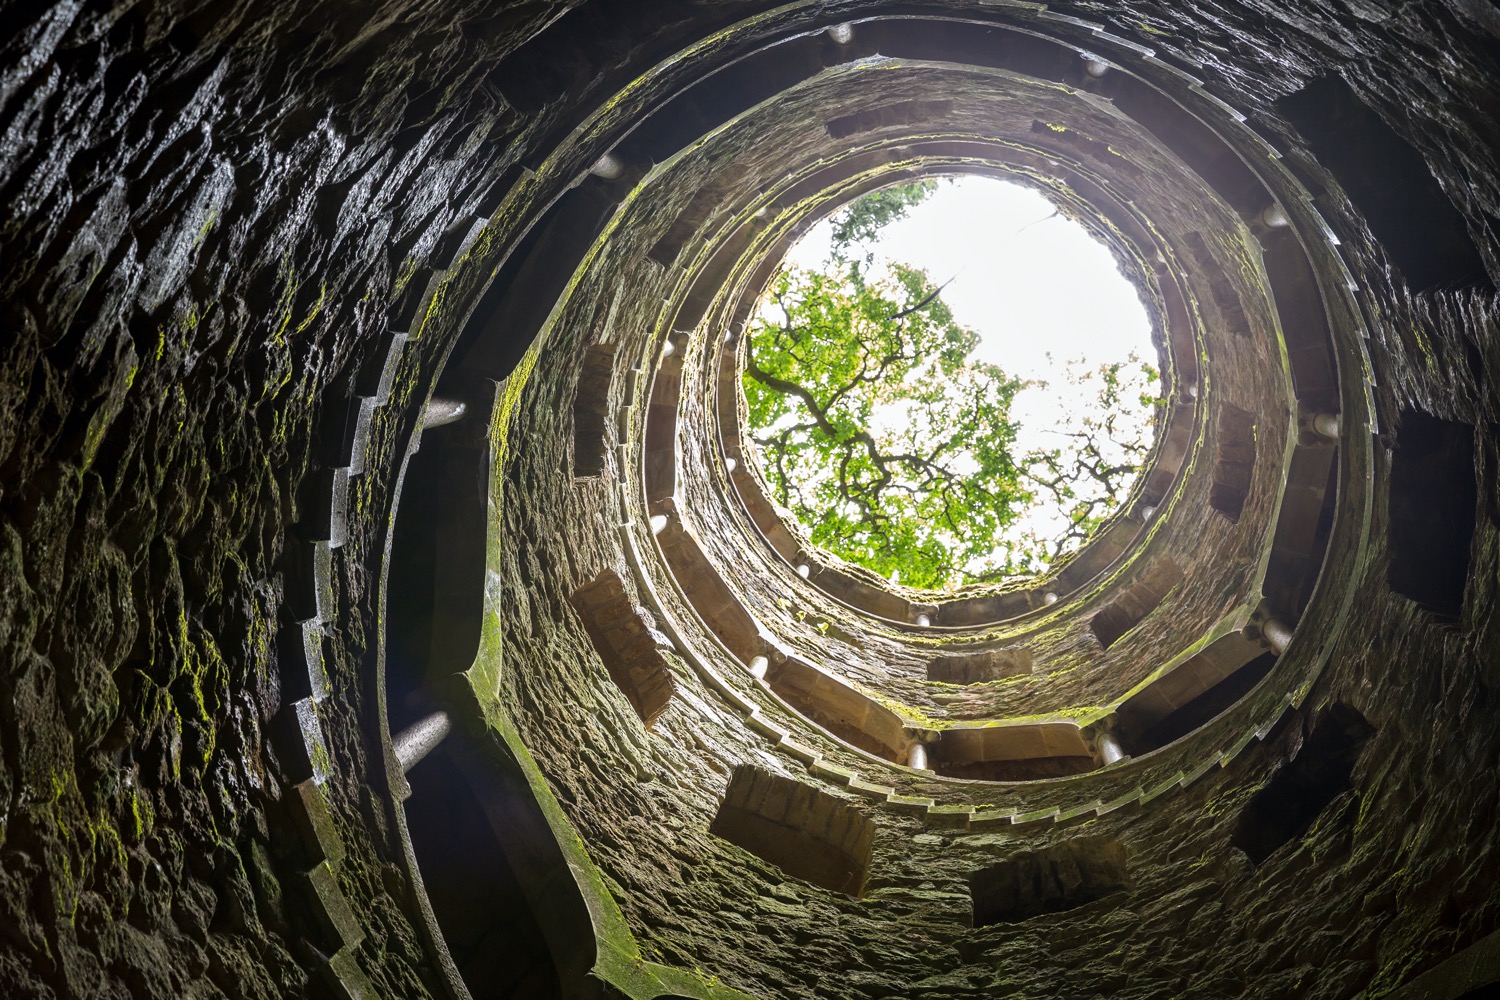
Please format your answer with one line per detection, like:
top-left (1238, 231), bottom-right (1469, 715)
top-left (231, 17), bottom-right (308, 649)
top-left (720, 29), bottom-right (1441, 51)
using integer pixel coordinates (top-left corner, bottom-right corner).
top-left (767, 174), bottom-right (1161, 577)
top-left (784, 174), bottom-right (1156, 454)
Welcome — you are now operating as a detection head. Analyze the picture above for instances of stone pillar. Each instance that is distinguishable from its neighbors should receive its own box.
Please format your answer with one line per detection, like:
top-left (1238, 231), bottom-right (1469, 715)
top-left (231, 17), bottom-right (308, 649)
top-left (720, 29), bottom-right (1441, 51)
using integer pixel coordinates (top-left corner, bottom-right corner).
top-left (393, 710), bottom-right (453, 776)
top-left (422, 398), bottom-right (467, 429)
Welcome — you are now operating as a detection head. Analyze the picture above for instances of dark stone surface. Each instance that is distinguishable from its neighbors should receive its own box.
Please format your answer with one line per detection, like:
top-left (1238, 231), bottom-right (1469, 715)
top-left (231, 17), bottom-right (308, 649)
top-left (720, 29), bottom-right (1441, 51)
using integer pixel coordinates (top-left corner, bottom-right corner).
top-left (1, 2), bottom-right (1498, 999)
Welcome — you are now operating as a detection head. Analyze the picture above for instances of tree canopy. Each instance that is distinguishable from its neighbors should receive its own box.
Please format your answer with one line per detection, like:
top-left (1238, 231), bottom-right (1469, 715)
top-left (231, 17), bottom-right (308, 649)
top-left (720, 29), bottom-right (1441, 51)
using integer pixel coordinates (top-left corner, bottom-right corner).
top-left (742, 181), bottom-right (1160, 591)
top-left (828, 180), bottom-right (939, 251)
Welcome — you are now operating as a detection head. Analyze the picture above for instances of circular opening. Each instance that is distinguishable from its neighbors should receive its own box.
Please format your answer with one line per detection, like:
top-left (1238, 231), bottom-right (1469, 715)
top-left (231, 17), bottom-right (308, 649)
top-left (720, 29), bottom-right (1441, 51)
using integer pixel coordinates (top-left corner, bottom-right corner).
top-left (741, 176), bottom-right (1162, 591)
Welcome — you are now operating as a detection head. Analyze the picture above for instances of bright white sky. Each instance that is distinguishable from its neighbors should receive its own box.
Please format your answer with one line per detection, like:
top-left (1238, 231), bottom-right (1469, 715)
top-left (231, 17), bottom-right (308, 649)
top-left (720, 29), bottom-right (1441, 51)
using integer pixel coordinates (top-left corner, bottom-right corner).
top-left (785, 175), bottom-right (1156, 453)
top-left (766, 174), bottom-right (1160, 578)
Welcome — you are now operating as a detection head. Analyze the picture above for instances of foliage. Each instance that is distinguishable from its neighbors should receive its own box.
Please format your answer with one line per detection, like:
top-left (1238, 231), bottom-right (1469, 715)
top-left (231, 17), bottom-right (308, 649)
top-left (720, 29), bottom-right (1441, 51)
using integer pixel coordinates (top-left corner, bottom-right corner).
top-left (744, 263), bottom-right (1029, 589)
top-left (828, 180), bottom-right (939, 253)
top-left (1017, 358), bottom-right (1162, 563)
top-left (742, 182), bottom-right (1160, 590)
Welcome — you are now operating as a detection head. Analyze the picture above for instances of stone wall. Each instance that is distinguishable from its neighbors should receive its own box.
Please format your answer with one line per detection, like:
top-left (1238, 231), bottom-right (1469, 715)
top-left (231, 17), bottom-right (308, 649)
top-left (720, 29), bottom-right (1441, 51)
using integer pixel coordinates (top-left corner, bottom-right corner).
top-left (1, 2), bottom-right (1498, 999)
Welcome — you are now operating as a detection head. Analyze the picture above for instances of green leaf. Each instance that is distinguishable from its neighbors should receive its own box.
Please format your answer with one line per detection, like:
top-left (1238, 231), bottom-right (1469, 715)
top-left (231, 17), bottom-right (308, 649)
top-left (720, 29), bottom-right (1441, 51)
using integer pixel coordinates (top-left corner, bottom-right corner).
top-left (741, 187), bottom-right (1158, 589)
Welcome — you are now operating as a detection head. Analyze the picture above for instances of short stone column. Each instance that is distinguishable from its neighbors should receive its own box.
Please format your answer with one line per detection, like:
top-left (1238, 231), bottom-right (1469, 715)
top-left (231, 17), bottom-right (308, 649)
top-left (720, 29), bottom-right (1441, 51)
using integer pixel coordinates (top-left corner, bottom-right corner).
top-left (393, 709), bottom-right (453, 777)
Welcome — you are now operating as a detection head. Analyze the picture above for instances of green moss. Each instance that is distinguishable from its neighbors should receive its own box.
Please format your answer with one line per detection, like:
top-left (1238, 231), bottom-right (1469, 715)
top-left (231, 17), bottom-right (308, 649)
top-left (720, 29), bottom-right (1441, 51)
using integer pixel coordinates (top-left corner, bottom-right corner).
top-left (259, 267), bottom-right (302, 404)
top-left (166, 618), bottom-right (230, 773)
top-left (126, 784), bottom-right (154, 842)
top-left (414, 277), bottom-right (448, 341)
top-left (867, 686), bottom-right (1105, 731)
top-left (193, 207), bottom-right (220, 249)
top-left (865, 690), bottom-right (944, 729)
top-left (392, 255), bottom-right (421, 297)
top-left (464, 675), bottom-right (756, 1000)
top-left (294, 282), bottom-right (327, 336)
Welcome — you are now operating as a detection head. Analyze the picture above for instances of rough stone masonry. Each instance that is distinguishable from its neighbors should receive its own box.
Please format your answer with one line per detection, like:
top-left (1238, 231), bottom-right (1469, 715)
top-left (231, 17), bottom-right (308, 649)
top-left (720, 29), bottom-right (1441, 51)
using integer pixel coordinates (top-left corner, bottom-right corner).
top-left (1, 2), bottom-right (1499, 999)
